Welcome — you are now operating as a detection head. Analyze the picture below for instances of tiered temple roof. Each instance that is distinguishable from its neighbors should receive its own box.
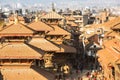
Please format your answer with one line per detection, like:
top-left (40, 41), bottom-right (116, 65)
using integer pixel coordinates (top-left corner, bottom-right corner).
top-left (0, 11), bottom-right (77, 80)
top-left (28, 38), bottom-right (60, 52)
top-left (0, 23), bottom-right (33, 37)
top-left (41, 11), bottom-right (64, 19)
top-left (47, 25), bottom-right (70, 35)
top-left (0, 43), bottom-right (42, 59)
top-left (1, 67), bottom-right (54, 80)
top-left (28, 20), bottom-right (53, 31)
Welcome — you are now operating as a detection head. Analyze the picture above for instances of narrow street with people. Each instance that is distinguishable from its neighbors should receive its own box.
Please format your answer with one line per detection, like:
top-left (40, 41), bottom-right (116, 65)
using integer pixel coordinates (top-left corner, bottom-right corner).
top-left (54, 56), bottom-right (104, 80)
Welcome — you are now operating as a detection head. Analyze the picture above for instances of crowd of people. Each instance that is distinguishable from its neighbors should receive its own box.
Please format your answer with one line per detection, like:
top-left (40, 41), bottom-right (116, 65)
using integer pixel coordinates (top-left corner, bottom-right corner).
top-left (54, 56), bottom-right (104, 80)
top-left (54, 63), bottom-right (70, 79)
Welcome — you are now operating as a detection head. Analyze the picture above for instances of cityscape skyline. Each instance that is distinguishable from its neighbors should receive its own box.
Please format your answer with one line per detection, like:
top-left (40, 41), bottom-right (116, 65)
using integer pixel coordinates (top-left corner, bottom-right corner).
top-left (0, 0), bottom-right (120, 10)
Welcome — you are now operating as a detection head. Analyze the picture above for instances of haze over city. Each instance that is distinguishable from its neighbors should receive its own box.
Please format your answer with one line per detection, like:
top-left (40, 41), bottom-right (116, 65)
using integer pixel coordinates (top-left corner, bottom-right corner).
top-left (0, 0), bottom-right (120, 80)
top-left (0, 0), bottom-right (120, 10)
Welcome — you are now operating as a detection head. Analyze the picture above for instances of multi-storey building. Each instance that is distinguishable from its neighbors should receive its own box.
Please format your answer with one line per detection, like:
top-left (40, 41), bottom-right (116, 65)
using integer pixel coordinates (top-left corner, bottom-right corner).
top-left (97, 17), bottom-right (120, 80)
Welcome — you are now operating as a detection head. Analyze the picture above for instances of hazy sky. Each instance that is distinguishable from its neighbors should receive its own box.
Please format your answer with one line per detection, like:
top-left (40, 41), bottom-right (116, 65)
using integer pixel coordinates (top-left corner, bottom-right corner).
top-left (0, 0), bottom-right (120, 9)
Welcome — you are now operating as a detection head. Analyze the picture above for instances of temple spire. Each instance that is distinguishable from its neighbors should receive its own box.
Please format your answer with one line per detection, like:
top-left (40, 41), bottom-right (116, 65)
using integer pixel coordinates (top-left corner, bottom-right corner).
top-left (14, 13), bottom-right (18, 24)
top-left (52, 3), bottom-right (55, 12)
top-left (35, 13), bottom-right (39, 22)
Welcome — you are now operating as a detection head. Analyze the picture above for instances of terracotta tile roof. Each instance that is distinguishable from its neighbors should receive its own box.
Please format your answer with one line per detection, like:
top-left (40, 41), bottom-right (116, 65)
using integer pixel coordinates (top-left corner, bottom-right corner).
top-left (104, 31), bottom-right (120, 38)
top-left (67, 21), bottom-right (78, 27)
top-left (9, 15), bottom-right (24, 21)
top-left (0, 26), bottom-right (2, 30)
top-left (65, 16), bottom-right (75, 21)
top-left (97, 49), bottom-right (115, 66)
top-left (41, 11), bottom-right (64, 19)
top-left (1, 67), bottom-right (54, 80)
top-left (102, 17), bottom-right (120, 29)
top-left (0, 43), bottom-right (42, 59)
top-left (0, 23), bottom-right (33, 36)
top-left (98, 47), bottom-right (120, 66)
top-left (47, 25), bottom-right (70, 35)
top-left (57, 44), bottom-right (76, 53)
top-left (86, 17), bottom-right (120, 31)
top-left (28, 38), bottom-right (60, 51)
top-left (111, 23), bottom-right (120, 29)
top-left (98, 39), bottom-right (120, 66)
top-left (28, 21), bottom-right (53, 31)
top-left (116, 58), bottom-right (120, 64)
top-left (103, 39), bottom-right (120, 50)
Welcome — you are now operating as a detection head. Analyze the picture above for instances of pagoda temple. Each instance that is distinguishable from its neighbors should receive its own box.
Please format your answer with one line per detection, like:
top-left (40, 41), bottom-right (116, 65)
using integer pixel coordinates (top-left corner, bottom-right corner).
top-left (0, 13), bottom-right (55, 80)
top-left (40, 11), bottom-right (76, 66)
top-left (0, 11), bottom-right (76, 80)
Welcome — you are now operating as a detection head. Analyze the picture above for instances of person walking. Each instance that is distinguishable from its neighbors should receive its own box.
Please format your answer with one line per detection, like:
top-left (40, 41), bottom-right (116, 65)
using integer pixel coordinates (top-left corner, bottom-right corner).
top-left (80, 64), bottom-right (83, 73)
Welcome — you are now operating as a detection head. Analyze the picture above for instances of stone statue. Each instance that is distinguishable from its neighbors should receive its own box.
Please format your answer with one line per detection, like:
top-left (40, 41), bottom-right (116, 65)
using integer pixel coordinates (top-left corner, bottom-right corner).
top-left (63, 64), bottom-right (70, 74)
